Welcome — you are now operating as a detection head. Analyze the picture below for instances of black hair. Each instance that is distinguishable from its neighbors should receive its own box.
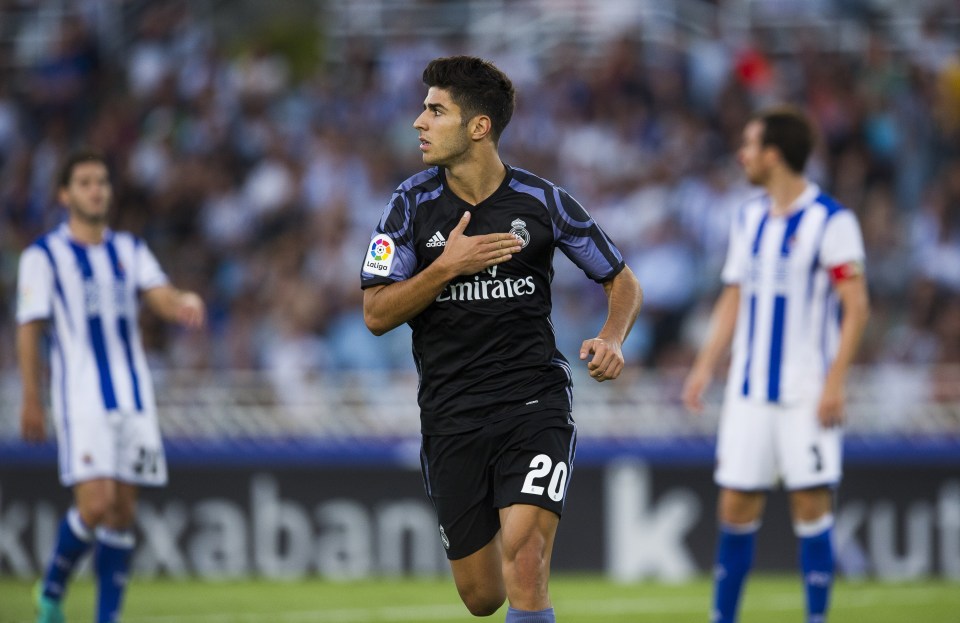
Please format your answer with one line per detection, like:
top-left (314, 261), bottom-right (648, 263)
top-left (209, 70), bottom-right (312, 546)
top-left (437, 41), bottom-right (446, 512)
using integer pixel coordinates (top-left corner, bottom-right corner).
top-left (58, 149), bottom-right (109, 188)
top-left (751, 106), bottom-right (815, 173)
top-left (422, 56), bottom-right (515, 143)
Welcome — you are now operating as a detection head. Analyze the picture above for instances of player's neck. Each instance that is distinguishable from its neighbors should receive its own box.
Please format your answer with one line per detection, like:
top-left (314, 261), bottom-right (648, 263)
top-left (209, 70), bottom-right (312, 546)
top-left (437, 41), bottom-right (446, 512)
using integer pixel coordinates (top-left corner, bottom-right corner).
top-left (765, 172), bottom-right (809, 216)
top-left (444, 151), bottom-right (506, 206)
top-left (68, 217), bottom-right (108, 245)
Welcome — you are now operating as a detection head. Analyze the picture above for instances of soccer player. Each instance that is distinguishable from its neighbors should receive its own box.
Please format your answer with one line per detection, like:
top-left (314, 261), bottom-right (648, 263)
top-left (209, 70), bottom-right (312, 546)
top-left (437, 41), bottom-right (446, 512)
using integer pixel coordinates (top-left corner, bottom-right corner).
top-left (361, 56), bottom-right (642, 622)
top-left (17, 150), bottom-right (205, 623)
top-left (682, 107), bottom-right (870, 623)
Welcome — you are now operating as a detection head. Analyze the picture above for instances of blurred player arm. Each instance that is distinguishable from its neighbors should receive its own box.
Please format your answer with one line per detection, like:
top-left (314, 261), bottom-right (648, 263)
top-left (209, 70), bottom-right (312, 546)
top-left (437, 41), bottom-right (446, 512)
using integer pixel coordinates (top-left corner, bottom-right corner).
top-left (142, 285), bottom-right (206, 329)
top-left (682, 284), bottom-right (740, 413)
top-left (17, 319), bottom-right (48, 442)
top-left (818, 268), bottom-right (870, 427)
top-left (580, 265), bottom-right (643, 382)
top-left (363, 211), bottom-right (520, 335)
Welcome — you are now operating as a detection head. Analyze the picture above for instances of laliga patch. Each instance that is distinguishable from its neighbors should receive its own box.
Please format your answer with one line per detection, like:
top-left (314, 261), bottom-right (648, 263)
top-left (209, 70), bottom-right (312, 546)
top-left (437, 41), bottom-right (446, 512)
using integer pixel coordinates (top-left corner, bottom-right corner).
top-left (364, 233), bottom-right (395, 276)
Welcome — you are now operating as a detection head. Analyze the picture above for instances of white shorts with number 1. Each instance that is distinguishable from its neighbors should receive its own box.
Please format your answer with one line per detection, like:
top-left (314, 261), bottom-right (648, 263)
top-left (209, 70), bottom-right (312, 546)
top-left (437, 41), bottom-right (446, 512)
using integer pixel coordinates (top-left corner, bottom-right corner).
top-left (714, 394), bottom-right (841, 491)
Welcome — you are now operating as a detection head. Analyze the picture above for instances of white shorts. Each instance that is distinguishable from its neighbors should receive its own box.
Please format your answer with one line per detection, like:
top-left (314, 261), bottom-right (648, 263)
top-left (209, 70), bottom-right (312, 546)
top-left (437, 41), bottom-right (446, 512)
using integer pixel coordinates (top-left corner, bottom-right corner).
top-left (54, 409), bottom-right (168, 488)
top-left (714, 395), bottom-right (841, 491)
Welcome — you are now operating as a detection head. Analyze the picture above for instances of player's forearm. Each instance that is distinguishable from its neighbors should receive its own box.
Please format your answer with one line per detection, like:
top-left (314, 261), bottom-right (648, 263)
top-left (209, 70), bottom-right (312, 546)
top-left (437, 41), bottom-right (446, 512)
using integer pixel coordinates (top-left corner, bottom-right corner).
top-left (692, 285), bottom-right (740, 375)
top-left (363, 262), bottom-right (458, 335)
top-left (143, 285), bottom-right (182, 322)
top-left (143, 285), bottom-right (201, 325)
top-left (17, 322), bottom-right (45, 403)
top-left (598, 266), bottom-right (642, 344)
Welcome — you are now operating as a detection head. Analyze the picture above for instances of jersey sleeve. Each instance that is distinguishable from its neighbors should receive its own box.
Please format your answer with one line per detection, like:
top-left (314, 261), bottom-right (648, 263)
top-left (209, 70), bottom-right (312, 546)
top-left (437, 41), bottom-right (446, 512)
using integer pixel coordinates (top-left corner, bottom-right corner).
top-left (721, 206), bottom-right (749, 285)
top-left (819, 210), bottom-right (866, 272)
top-left (16, 246), bottom-right (54, 324)
top-left (134, 239), bottom-right (170, 291)
top-left (360, 190), bottom-right (419, 288)
top-left (554, 188), bottom-right (625, 283)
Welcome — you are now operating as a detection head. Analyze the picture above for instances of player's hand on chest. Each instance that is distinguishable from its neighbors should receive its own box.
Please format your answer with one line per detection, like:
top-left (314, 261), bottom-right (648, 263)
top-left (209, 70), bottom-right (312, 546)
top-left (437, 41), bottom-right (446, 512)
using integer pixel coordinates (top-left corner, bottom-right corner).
top-left (418, 208), bottom-right (543, 267)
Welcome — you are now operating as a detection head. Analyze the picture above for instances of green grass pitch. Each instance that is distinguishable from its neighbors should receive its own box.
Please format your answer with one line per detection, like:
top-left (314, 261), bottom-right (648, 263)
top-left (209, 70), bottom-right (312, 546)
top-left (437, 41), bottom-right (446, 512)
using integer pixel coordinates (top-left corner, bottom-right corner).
top-left (1, 574), bottom-right (958, 622)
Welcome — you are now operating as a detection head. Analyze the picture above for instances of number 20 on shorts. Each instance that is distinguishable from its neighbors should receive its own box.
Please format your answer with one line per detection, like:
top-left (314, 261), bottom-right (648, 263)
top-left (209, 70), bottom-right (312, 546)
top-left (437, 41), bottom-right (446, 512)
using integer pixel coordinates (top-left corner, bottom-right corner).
top-left (521, 454), bottom-right (568, 502)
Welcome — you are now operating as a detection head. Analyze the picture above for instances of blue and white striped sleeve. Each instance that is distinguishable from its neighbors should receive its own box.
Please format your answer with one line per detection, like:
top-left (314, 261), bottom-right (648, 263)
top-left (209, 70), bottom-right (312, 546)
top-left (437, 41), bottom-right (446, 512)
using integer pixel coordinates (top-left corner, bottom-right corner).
top-left (134, 238), bottom-right (170, 292)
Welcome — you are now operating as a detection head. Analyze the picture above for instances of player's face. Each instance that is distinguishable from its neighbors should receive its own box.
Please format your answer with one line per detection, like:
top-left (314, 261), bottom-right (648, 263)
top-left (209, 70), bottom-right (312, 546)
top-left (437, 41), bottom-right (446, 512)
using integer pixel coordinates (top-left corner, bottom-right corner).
top-left (60, 161), bottom-right (112, 224)
top-left (738, 120), bottom-right (771, 186)
top-left (413, 87), bottom-right (472, 167)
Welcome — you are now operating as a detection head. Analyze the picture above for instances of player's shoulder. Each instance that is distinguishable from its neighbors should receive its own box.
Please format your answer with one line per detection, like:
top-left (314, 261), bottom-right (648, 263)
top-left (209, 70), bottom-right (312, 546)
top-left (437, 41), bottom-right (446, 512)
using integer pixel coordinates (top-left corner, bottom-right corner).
top-left (734, 191), bottom-right (768, 226)
top-left (23, 225), bottom-right (65, 256)
top-left (395, 167), bottom-right (443, 197)
top-left (508, 165), bottom-right (588, 217)
top-left (107, 229), bottom-right (145, 249)
top-left (810, 190), bottom-right (850, 220)
top-left (509, 165), bottom-right (562, 194)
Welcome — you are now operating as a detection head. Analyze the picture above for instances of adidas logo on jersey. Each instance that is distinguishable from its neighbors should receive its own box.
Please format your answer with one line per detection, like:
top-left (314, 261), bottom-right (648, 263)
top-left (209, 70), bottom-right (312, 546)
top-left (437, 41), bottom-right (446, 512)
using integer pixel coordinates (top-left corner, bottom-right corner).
top-left (426, 231), bottom-right (446, 248)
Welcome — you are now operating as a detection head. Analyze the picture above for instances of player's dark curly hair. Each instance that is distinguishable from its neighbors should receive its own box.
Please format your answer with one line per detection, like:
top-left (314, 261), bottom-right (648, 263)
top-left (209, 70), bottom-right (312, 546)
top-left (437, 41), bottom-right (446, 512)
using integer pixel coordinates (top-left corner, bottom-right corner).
top-left (751, 106), bottom-right (815, 174)
top-left (422, 56), bottom-right (515, 144)
top-left (58, 149), bottom-right (109, 188)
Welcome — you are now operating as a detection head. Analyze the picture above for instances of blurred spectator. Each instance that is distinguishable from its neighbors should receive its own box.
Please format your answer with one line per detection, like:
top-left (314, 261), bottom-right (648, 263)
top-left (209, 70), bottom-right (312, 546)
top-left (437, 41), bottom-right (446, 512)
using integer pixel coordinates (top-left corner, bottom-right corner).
top-left (0, 0), bottom-right (958, 402)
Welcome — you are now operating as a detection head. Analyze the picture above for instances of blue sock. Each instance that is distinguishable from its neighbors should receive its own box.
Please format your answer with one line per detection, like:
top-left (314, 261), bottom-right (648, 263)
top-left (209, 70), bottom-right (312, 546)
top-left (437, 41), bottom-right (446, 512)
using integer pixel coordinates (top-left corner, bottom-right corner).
top-left (712, 521), bottom-right (759, 623)
top-left (42, 508), bottom-right (93, 600)
top-left (505, 607), bottom-right (556, 622)
top-left (797, 515), bottom-right (835, 623)
top-left (94, 527), bottom-right (135, 623)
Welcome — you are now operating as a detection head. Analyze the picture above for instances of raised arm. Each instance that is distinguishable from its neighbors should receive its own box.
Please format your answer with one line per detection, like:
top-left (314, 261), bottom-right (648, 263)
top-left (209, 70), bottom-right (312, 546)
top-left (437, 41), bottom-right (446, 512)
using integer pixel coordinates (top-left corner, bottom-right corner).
top-left (363, 211), bottom-right (521, 335)
top-left (682, 284), bottom-right (740, 413)
top-left (579, 265), bottom-right (643, 382)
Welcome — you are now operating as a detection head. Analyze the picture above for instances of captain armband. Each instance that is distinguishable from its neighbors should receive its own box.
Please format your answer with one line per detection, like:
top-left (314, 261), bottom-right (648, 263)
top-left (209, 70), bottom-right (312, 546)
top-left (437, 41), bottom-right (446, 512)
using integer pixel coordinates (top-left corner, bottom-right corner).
top-left (828, 260), bottom-right (864, 282)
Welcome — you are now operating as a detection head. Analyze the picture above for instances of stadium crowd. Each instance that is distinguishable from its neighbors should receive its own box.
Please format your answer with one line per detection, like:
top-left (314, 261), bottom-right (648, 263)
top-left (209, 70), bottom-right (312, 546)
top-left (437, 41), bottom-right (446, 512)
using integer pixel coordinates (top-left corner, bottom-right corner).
top-left (0, 0), bottom-right (958, 400)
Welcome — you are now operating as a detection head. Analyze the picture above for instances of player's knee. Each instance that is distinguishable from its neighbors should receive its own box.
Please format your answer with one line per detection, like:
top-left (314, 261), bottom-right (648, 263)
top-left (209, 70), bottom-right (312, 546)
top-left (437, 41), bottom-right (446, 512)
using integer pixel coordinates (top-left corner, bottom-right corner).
top-left (502, 528), bottom-right (547, 567)
top-left (77, 497), bottom-right (111, 527)
top-left (509, 546), bottom-right (546, 579)
top-left (459, 587), bottom-right (505, 617)
top-left (104, 504), bottom-right (137, 529)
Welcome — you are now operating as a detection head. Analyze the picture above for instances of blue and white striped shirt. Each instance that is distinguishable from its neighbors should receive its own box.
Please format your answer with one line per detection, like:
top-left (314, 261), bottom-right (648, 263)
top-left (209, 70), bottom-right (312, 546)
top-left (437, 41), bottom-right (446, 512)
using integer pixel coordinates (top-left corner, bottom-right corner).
top-left (722, 184), bottom-right (865, 404)
top-left (17, 223), bottom-right (169, 418)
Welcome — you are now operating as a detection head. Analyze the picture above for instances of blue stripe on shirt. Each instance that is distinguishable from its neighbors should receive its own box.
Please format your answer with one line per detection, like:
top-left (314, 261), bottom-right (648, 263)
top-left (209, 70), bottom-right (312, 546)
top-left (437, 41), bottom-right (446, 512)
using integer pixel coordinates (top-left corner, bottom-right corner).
top-left (67, 241), bottom-right (118, 411)
top-left (105, 238), bottom-right (143, 411)
top-left (766, 209), bottom-right (807, 402)
top-left (35, 238), bottom-right (74, 333)
top-left (741, 213), bottom-right (768, 397)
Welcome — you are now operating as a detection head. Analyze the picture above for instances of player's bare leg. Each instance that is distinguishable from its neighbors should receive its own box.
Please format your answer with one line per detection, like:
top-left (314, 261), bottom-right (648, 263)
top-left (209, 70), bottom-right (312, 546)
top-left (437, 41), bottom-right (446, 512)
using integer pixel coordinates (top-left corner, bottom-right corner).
top-left (449, 532), bottom-right (506, 616)
top-left (499, 504), bottom-right (558, 615)
top-left (74, 479), bottom-right (137, 528)
top-left (789, 486), bottom-right (832, 523)
top-left (718, 488), bottom-right (765, 525)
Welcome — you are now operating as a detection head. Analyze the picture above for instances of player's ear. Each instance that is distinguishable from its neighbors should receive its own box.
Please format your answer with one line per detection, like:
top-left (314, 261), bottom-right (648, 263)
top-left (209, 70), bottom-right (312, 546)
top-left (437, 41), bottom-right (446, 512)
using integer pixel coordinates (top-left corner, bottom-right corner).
top-left (469, 114), bottom-right (492, 141)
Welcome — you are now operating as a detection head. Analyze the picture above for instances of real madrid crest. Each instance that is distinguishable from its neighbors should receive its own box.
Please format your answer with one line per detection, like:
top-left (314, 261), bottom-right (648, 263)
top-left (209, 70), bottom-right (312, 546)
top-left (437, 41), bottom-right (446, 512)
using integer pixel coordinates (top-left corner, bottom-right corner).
top-left (509, 218), bottom-right (530, 248)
